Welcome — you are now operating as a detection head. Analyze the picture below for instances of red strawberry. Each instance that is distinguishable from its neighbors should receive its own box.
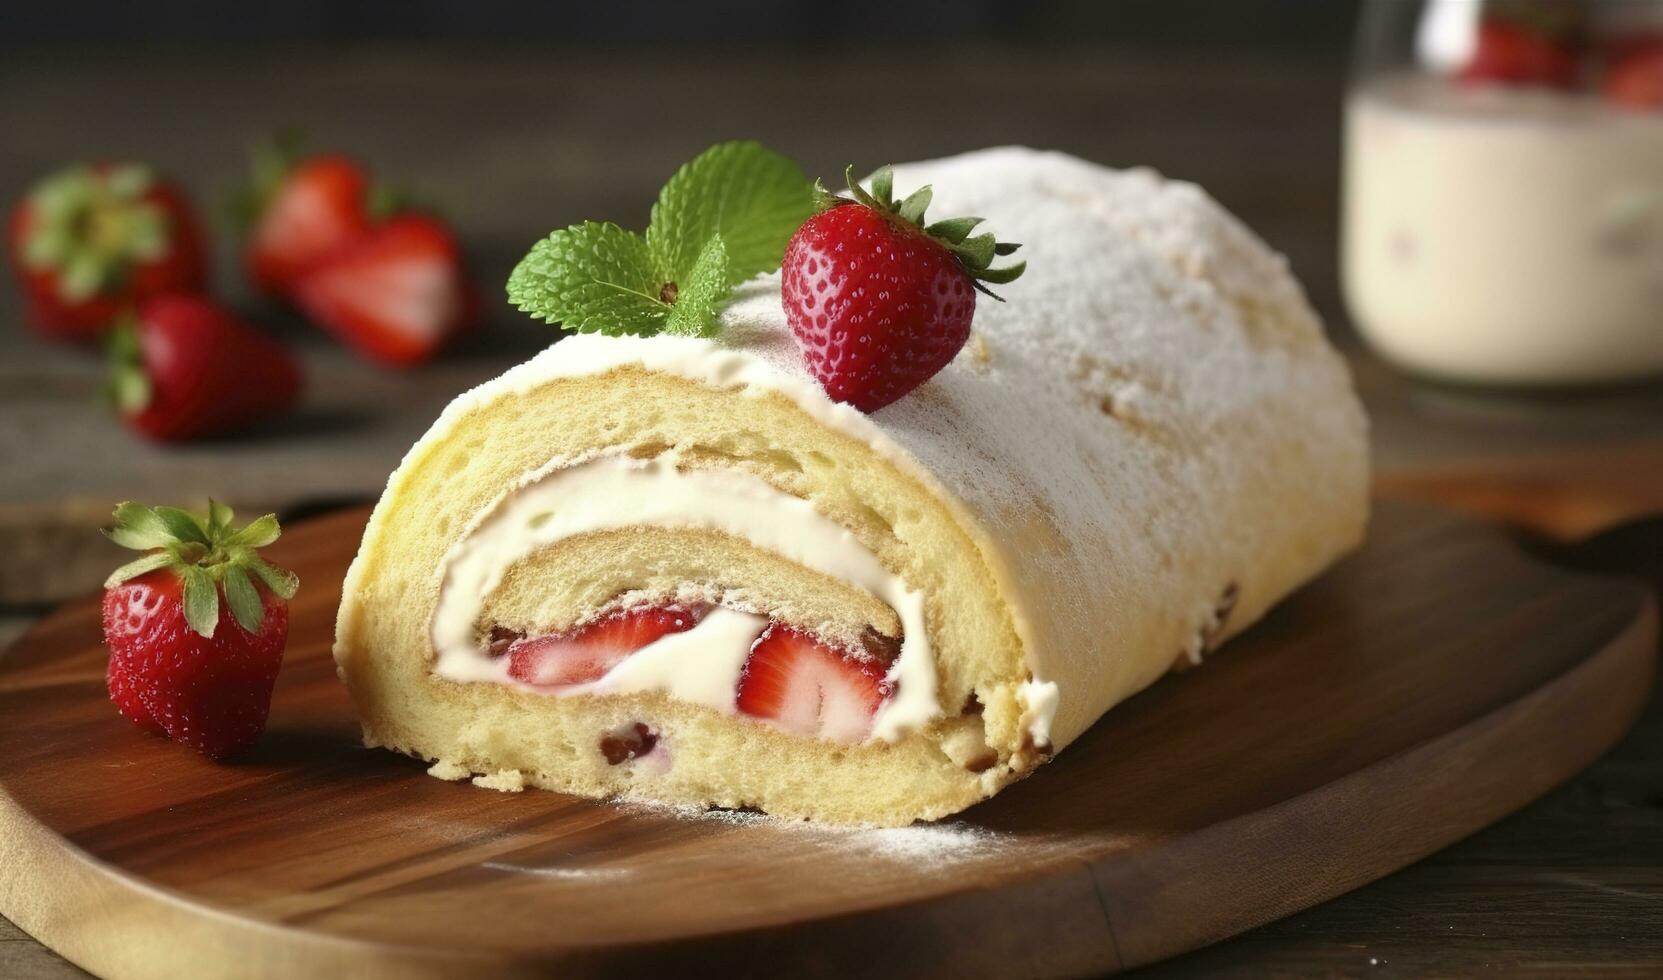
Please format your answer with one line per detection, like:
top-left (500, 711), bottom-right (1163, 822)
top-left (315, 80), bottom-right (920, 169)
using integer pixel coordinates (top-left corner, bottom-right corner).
top-left (7, 163), bottom-right (206, 343)
top-left (1605, 38), bottom-right (1663, 109)
top-left (106, 295), bottom-right (302, 442)
top-left (100, 501), bottom-right (300, 760)
top-left (291, 214), bottom-right (476, 367)
top-left (505, 605), bottom-right (704, 688)
top-left (245, 153), bottom-right (372, 296)
top-left (1459, 19), bottom-right (1579, 89)
top-left (781, 166), bottom-right (1024, 411)
top-left (735, 624), bottom-right (894, 743)
top-left (105, 635), bottom-right (163, 733)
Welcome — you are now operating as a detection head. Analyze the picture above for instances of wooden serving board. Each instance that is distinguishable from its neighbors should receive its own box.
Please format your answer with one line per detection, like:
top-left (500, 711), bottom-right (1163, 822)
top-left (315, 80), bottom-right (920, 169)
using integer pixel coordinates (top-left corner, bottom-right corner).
top-left (0, 501), bottom-right (1653, 980)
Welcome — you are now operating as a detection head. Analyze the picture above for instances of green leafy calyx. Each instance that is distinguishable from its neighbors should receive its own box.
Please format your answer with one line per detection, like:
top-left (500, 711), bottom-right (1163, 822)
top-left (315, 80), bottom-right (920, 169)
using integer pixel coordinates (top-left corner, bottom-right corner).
top-left (507, 140), bottom-right (817, 338)
top-left (100, 318), bottom-right (151, 416)
top-left (104, 500), bottom-right (300, 639)
top-left (22, 164), bottom-right (172, 304)
top-left (224, 129), bottom-right (306, 233)
top-left (841, 164), bottom-right (1026, 300)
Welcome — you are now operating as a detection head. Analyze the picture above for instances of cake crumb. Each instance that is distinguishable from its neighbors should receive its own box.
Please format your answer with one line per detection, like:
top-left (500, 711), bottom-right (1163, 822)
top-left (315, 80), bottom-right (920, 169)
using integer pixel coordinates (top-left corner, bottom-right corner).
top-left (472, 769), bottom-right (527, 792)
top-left (427, 760), bottom-right (472, 781)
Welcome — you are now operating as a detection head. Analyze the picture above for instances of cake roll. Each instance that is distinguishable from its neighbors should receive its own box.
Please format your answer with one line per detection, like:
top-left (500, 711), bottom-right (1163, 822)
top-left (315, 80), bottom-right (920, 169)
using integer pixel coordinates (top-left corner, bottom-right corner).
top-left (334, 147), bottom-right (1369, 825)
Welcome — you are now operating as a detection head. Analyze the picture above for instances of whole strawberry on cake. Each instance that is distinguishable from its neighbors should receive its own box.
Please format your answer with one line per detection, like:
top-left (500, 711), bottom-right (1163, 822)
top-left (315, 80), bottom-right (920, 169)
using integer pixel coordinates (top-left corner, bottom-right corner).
top-left (334, 142), bottom-right (1369, 825)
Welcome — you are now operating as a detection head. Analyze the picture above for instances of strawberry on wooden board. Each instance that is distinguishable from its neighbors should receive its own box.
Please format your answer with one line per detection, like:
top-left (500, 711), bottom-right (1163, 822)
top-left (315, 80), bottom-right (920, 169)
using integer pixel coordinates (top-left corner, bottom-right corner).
top-left (1458, 18), bottom-right (1579, 89)
top-left (735, 624), bottom-right (894, 743)
top-left (504, 605), bottom-right (705, 688)
top-left (100, 501), bottom-right (300, 760)
top-left (781, 166), bottom-right (1025, 412)
top-left (1604, 38), bottom-right (1663, 109)
top-left (241, 150), bottom-right (374, 296)
top-left (106, 295), bottom-right (302, 442)
top-left (7, 163), bottom-right (207, 343)
top-left (291, 214), bottom-right (478, 368)
top-left (106, 645), bottom-right (163, 734)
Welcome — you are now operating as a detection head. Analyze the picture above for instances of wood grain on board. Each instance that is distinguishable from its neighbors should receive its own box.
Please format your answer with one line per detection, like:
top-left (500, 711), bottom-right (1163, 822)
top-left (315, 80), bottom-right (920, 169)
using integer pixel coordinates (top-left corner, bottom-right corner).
top-left (0, 500), bottom-right (1652, 978)
top-left (1377, 443), bottom-right (1663, 542)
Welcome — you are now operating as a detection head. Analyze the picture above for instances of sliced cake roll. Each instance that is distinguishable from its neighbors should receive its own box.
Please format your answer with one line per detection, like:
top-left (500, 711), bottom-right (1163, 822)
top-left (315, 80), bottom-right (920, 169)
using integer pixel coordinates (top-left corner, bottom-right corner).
top-left (333, 148), bottom-right (1369, 825)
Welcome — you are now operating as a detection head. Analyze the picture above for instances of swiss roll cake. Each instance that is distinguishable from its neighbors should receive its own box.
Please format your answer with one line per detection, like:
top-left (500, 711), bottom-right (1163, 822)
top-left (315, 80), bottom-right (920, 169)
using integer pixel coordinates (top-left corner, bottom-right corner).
top-left (333, 147), bottom-right (1369, 825)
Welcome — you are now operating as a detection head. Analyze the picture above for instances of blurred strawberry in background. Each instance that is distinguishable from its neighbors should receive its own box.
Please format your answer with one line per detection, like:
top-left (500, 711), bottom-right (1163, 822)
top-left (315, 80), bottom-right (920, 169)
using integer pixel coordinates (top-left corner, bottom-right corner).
top-left (5, 137), bottom-right (485, 448)
top-left (106, 295), bottom-right (302, 442)
top-left (291, 213), bottom-right (479, 368)
top-left (1459, 17), bottom-right (1579, 89)
top-left (235, 137), bottom-right (478, 367)
top-left (1604, 37), bottom-right (1663, 109)
top-left (7, 164), bottom-right (207, 343)
top-left (241, 148), bottom-right (374, 297)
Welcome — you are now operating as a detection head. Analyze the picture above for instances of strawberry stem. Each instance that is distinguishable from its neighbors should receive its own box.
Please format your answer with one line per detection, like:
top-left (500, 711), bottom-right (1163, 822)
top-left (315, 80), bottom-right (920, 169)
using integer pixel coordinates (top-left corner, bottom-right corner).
top-left (103, 500), bottom-right (300, 638)
top-left (837, 165), bottom-right (1026, 300)
top-left (224, 129), bottom-right (306, 233)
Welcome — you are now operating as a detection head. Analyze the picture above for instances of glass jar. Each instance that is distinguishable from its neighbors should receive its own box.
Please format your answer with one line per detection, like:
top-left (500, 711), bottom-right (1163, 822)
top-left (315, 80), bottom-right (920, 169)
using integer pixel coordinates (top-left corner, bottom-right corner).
top-left (1343, 0), bottom-right (1663, 385)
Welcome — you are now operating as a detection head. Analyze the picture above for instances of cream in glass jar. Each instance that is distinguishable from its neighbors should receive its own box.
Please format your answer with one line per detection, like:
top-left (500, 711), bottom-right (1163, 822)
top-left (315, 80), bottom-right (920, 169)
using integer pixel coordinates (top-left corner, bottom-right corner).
top-left (1343, 0), bottom-right (1663, 385)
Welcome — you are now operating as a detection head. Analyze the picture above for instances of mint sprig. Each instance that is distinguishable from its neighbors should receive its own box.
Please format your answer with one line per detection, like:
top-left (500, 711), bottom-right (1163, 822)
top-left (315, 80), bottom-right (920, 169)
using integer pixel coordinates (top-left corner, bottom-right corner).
top-left (508, 140), bottom-right (816, 338)
top-left (647, 141), bottom-right (817, 287)
top-left (508, 221), bottom-right (671, 335)
top-left (105, 500), bottom-right (300, 638)
top-left (664, 234), bottom-right (730, 336)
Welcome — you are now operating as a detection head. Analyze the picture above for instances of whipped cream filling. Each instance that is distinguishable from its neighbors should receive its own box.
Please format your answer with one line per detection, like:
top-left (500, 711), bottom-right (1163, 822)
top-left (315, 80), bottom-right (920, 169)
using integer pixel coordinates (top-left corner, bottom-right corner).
top-left (1015, 678), bottom-right (1060, 748)
top-left (430, 454), bottom-right (939, 742)
top-left (417, 332), bottom-right (1062, 733)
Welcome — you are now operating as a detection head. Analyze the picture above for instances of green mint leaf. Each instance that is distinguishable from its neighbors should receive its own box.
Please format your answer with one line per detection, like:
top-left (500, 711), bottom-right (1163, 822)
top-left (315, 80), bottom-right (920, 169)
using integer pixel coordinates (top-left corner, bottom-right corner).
top-left (229, 513), bottom-right (281, 549)
top-left (647, 140), bottom-right (817, 286)
top-left (180, 565), bottom-right (219, 638)
top-left (510, 141), bottom-right (814, 338)
top-left (221, 564), bottom-right (265, 635)
top-left (106, 502), bottom-right (173, 551)
top-left (104, 551), bottom-right (175, 588)
top-left (664, 235), bottom-right (731, 338)
top-left (507, 221), bottom-right (668, 336)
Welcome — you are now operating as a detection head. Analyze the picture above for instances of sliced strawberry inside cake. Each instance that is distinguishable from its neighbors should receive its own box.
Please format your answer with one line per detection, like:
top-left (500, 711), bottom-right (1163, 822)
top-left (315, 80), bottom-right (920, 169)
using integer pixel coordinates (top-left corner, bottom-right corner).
top-left (503, 605), bottom-right (706, 688)
top-left (736, 625), bottom-right (894, 744)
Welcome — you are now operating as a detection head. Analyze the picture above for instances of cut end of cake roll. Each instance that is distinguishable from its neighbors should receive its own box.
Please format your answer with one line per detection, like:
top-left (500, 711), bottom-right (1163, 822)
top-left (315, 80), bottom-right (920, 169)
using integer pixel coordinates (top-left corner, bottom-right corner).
top-left (334, 340), bottom-right (1055, 825)
top-left (334, 147), bottom-right (1369, 826)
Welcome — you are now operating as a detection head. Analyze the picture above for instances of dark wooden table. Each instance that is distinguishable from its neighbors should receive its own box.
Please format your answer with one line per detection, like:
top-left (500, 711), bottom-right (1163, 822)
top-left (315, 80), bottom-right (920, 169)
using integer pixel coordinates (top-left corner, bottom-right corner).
top-left (2, 45), bottom-right (1660, 977)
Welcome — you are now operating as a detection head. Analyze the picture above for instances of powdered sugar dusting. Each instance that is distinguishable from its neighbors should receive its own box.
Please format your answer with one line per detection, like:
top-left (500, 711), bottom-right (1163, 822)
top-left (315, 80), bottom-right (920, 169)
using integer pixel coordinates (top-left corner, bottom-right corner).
top-left (461, 802), bottom-right (1098, 895)
top-left (846, 824), bottom-right (1006, 864)
top-left (614, 799), bottom-right (1072, 871)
